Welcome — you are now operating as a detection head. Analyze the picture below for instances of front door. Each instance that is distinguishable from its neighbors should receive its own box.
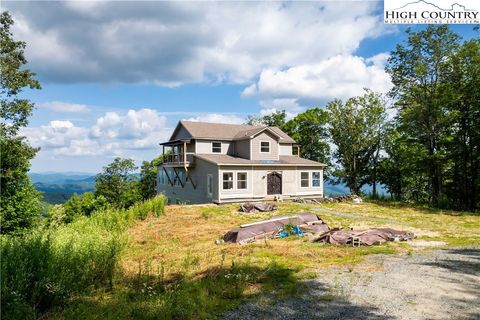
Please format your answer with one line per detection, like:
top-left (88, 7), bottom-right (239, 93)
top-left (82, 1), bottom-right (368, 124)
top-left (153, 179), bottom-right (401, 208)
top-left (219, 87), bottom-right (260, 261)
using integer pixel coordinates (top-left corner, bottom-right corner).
top-left (267, 172), bottom-right (282, 195)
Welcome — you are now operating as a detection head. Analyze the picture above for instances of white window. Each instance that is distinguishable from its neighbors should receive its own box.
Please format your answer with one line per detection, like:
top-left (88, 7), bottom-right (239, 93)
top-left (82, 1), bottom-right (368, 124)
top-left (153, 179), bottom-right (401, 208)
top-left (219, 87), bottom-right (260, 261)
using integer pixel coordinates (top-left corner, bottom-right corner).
top-left (207, 174), bottom-right (213, 197)
top-left (312, 172), bottom-right (321, 187)
top-left (237, 172), bottom-right (247, 189)
top-left (260, 141), bottom-right (270, 153)
top-left (212, 142), bottom-right (222, 153)
top-left (301, 172), bottom-right (309, 188)
top-left (222, 172), bottom-right (233, 190)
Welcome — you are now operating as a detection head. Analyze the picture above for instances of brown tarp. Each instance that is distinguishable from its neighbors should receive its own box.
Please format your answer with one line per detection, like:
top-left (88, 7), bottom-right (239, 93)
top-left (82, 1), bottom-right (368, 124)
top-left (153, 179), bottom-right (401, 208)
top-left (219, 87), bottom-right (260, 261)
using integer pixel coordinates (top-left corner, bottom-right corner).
top-left (240, 202), bottom-right (278, 213)
top-left (312, 228), bottom-right (415, 246)
top-left (223, 213), bottom-right (328, 244)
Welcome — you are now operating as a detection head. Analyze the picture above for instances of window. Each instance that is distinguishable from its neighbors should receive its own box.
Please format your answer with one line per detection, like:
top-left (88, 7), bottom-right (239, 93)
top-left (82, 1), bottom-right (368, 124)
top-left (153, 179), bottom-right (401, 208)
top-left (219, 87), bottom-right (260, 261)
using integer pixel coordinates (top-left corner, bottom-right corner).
top-left (301, 172), bottom-right (309, 187)
top-left (237, 172), bottom-right (247, 189)
top-left (159, 170), bottom-right (165, 185)
top-left (223, 172), bottom-right (233, 190)
top-left (312, 172), bottom-right (321, 187)
top-left (207, 174), bottom-right (213, 197)
top-left (260, 141), bottom-right (270, 153)
top-left (212, 142), bottom-right (222, 153)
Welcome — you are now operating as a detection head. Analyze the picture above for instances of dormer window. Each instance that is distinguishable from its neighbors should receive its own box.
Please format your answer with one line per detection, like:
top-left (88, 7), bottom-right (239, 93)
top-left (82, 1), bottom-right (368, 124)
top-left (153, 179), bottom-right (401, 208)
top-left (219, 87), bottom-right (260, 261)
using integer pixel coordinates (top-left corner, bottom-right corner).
top-left (260, 141), bottom-right (270, 153)
top-left (212, 142), bottom-right (222, 153)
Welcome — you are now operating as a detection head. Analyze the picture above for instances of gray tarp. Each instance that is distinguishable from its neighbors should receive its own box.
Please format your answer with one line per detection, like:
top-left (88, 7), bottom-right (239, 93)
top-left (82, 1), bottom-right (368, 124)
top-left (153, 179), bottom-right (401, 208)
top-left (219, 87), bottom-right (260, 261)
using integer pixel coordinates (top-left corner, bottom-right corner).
top-left (312, 228), bottom-right (415, 246)
top-left (240, 203), bottom-right (278, 213)
top-left (223, 212), bottom-right (329, 244)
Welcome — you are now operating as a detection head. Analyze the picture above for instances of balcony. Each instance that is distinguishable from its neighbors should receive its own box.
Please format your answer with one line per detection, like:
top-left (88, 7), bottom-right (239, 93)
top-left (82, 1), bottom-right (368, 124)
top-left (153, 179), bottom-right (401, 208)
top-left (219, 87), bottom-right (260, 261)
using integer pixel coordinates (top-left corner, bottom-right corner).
top-left (162, 153), bottom-right (195, 167)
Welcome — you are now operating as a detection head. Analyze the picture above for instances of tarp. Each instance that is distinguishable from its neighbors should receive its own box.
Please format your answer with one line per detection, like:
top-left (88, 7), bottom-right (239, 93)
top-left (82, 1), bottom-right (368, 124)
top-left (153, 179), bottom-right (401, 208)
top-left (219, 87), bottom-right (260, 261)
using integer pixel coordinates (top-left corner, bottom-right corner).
top-left (311, 228), bottom-right (415, 246)
top-left (223, 212), bottom-right (328, 244)
top-left (240, 202), bottom-right (278, 213)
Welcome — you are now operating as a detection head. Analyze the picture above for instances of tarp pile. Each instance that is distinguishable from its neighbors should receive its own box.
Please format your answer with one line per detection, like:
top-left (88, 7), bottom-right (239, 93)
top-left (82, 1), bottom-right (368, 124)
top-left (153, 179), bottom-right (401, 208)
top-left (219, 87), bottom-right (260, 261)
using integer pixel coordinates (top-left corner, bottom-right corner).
top-left (310, 228), bottom-right (415, 246)
top-left (240, 202), bottom-right (278, 213)
top-left (222, 213), bottom-right (415, 246)
top-left (223, 213), bottom-right (328, 244)
top-left (293, 195), bottom-right (363, 204)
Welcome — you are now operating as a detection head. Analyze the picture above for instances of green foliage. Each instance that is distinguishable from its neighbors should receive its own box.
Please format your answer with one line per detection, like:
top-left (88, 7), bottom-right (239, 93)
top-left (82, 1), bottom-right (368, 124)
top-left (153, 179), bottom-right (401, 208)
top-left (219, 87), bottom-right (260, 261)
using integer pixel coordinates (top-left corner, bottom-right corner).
top-left (0, 195), bottom-right (166, 319)
top-left (95, 157), bottom-right (141, 208)
top-left (328, 90), bottom-right (387, 194)
top-left (246, 110), bottom-right (287, 128)
top-left (284, 107), bottom-right (330, 164)
top-left (0, 11), bottom-right (41, 137)
top-left (384, 25), bottom-right (480, 210)
top-left (386, 25), bottom-right (460, 206)
top-left (0, 12), bottom-right (42, 234)
top-left (378, 127), bottom-right (429, 202)
top-left (139, 155), bottom-right (163, 200)
top-left (48, 192), bottom-right (110, 226)
top-left (441, 38), bottom-right (480, 210)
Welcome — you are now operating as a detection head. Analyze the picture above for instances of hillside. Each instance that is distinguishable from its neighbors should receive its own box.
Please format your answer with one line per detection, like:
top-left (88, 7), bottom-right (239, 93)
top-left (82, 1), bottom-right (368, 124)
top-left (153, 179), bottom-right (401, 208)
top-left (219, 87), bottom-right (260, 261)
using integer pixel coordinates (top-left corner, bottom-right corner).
top-left (29, 173), bottom-right (96, 204)
top-left (54, 200), bottom-right (479, 319)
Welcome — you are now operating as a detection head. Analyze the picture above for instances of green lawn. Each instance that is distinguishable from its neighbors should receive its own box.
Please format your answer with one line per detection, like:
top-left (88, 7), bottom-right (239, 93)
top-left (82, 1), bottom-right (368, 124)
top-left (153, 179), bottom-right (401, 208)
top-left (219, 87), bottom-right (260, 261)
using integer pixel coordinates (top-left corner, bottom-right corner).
top-left (52, 201), bottom-right (479, 319)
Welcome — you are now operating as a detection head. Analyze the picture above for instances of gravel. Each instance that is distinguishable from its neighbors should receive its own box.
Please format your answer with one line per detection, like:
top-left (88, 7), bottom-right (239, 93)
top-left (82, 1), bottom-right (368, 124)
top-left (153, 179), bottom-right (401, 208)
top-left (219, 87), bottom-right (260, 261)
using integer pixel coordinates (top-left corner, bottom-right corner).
top-left (223, 247), bottom-right (480, 320)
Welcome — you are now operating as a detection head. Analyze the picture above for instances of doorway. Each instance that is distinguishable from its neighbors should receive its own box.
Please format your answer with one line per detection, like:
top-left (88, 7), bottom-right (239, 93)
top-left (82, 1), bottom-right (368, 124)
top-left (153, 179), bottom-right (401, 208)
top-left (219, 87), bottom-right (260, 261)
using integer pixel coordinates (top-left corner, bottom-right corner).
top-left (267, 171), bottom-right (282, 195)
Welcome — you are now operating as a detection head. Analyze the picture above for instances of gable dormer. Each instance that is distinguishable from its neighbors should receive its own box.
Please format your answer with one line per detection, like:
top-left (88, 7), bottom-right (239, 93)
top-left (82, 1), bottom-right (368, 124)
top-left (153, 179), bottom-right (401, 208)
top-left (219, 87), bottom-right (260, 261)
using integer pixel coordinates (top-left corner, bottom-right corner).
top-left (233, 127), bottom-right (283, 161)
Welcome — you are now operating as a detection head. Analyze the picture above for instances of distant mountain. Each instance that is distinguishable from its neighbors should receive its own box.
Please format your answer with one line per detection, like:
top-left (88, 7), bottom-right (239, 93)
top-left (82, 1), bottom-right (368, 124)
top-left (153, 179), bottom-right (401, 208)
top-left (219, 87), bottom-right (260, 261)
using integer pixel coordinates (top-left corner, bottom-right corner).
top-left (29, 172), bottom-right (96, 184)
top-left (29, 172), bottom-right (96, 204)
top-left (324, 181), bottom-right (388, 197)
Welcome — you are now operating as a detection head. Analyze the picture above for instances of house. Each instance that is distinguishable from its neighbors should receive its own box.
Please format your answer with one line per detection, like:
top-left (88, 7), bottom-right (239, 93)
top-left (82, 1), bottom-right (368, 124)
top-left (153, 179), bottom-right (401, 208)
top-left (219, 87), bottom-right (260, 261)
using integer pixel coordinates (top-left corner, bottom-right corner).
top-left (157, 121), bottom-right (326, 204)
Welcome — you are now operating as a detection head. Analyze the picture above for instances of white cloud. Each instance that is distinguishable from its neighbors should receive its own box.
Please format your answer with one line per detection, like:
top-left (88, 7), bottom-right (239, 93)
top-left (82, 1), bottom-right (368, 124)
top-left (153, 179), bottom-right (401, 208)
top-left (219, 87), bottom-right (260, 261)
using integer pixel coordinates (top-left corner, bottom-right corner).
top-left (184, 113), bottom-right (244, 124)
top-left (242, 54), bottom-right (392, 106)
top-left (38, 101), bottom-right (90, 113)
top-left (5, 1), bottom-right (389, 86)
top-left (22, 108), bottom-right (171, 158)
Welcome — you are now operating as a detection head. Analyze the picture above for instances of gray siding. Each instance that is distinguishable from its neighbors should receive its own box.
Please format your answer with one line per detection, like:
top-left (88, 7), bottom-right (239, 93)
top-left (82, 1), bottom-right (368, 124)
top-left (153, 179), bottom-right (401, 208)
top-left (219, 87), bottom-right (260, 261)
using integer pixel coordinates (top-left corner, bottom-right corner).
top-left (171, 126), bottom-right (192, 140)
top-left (157, 158), bottom-right (219, 204)
top-left (279, 143), bottom-right (293, 156)
top-left (234, 139), bottom-right (250, 159)
top-left (250, 131), bottom-right (279, 161)
top-left (196, 140), bottom-right (233, 155)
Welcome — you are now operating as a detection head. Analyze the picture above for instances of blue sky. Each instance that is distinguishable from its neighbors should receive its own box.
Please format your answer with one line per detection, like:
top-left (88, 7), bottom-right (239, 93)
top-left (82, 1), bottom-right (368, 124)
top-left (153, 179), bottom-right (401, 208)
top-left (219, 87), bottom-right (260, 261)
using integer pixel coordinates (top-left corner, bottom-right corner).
top-left (4, 1), bottom-right (477, 173)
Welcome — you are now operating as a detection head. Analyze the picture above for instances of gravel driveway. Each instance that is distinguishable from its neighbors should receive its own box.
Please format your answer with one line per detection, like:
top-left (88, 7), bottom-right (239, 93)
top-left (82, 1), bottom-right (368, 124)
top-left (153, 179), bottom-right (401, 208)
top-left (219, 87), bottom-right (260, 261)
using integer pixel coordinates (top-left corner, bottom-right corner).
top-left (224, 247), bottom-right (480, 320)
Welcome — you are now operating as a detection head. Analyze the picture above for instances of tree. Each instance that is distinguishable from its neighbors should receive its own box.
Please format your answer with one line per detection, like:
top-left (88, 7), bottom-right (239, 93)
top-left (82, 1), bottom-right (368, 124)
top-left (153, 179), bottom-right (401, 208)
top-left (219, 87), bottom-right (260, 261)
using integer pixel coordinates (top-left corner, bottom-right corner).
top-left (95, 158), bottom-right (141, 208)
top-left (283, 108), bottom-right (330, 164)
top-left (441, 37), bottom-right (480, 210)
top-left (139, 155), bottom-right (163, 200)
top-left (246, 110), bottom-right (287, 128)
top-left (386, 25), bottom-right (460, 207)
top-left (0, 12), bottom-right (42, 234)
top-left (377, 126), bottom-right (429, 201)
top-left (328, 90), bottom-right (387, 195)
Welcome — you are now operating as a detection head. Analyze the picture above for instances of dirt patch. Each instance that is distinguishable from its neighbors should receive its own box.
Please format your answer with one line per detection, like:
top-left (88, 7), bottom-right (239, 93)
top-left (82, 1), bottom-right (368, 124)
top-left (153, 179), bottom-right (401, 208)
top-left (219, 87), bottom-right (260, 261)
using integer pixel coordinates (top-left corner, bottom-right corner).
top-left (224, 247), bottom-right (480, 320)
top-left (410, 239), bottom-right (447, 248)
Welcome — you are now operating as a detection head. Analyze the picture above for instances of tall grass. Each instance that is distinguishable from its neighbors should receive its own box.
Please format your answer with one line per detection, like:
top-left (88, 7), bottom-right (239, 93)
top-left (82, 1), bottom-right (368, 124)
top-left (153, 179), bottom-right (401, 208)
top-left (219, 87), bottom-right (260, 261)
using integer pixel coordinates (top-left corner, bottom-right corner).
top-left (0, 195), bottom-right (165, 319)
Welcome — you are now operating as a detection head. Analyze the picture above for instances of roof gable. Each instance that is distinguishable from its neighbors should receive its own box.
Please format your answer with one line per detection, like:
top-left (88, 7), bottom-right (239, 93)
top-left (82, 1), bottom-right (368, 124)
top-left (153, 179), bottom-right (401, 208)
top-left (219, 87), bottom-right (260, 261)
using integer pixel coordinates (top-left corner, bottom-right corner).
top-left (166, 121), bottom-right (296, 143)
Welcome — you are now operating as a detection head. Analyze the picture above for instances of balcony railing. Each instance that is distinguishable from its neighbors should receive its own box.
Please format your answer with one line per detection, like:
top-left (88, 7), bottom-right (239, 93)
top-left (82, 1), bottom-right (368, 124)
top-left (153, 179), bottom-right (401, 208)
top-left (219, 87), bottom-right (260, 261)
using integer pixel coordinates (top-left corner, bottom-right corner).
top-left (163, 153), bottom-right (194, 166)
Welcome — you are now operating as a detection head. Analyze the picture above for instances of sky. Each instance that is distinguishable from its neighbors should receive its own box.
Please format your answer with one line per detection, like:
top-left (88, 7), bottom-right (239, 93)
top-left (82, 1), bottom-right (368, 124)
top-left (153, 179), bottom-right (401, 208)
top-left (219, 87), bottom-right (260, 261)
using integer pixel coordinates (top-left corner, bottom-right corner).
top-left (3, 0), bottom-right (478, 173)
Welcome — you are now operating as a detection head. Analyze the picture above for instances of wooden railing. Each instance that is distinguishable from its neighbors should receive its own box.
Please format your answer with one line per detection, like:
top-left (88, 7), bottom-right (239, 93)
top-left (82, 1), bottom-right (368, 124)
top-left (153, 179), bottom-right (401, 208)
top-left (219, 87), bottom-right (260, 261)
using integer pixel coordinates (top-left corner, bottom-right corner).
top-left (163, 153), bottom-right (194, 165)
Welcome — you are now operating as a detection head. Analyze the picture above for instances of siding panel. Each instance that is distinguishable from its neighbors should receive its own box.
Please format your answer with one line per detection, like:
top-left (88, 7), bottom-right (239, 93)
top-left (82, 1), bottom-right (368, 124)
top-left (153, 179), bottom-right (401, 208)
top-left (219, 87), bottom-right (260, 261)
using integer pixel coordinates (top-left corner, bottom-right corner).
top-left (250, 132), bottom-right (279, 160)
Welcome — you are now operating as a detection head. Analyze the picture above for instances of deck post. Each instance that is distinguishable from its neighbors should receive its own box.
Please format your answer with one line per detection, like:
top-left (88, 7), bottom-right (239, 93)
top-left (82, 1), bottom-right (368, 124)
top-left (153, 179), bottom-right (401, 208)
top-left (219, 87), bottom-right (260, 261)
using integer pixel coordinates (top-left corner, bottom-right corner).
top-left (183, 141), bottom-right (187, 172)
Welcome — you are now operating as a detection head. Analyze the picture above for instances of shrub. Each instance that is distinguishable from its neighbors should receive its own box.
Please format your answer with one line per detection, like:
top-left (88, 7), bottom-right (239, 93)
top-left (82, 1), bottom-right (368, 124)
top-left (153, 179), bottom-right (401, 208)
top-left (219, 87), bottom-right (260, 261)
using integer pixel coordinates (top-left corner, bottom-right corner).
top-left (0, 195), bottom-right (166, 319)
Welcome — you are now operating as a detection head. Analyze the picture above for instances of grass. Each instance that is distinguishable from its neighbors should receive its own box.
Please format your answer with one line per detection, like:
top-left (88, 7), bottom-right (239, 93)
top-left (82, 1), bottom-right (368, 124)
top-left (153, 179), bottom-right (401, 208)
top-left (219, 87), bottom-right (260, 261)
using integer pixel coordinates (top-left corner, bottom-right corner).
top-left (47, 200), bottom-right (479, 319)
top-left (0, 196), bottom-right (166, 319)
